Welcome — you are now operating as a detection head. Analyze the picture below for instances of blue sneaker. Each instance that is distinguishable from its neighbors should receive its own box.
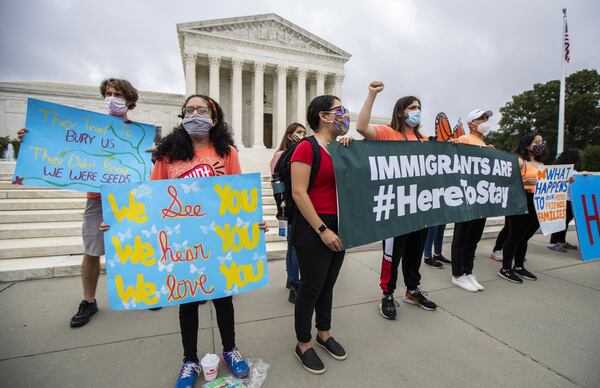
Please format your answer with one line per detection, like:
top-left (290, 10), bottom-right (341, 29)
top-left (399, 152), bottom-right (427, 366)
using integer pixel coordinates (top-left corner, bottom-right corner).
top-left (175, 361), bottom-right (200, 388)
top-left (222, 347), bottom-right (250, 378)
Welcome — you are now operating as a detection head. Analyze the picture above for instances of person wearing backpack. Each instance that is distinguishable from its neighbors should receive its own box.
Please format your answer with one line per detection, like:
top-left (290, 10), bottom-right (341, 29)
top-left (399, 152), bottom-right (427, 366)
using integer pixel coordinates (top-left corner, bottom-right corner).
top-left (292, 95), bottom-right (353, 374)
top-left (270, 122), bottom-right (306, 303)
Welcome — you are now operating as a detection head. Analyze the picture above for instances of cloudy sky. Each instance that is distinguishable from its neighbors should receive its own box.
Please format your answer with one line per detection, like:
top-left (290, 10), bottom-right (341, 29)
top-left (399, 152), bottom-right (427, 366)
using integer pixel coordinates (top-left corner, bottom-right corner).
top-left (1, 0), bottom-right (598, 136)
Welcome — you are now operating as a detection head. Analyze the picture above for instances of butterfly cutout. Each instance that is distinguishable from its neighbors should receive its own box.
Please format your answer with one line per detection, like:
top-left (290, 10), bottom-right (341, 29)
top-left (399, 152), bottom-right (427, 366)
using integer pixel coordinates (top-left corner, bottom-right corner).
top-left (122, 298), bottom-right (137, 310)
top-left (252, 253), bottom-right (266, 262)
top-left (200, 221), bottom-right (216, 234)
top-left (190, 263), bottom-right (206, 275)
top-left (142, 224), bottom-right (158, 238)
top-left (158, 261), bottom-right (174, 272)
top-left (133, 184), bottom-right (153, 199)
top-left (118, 228), bottom-right (132, 242)
top-left (107, 257), bottom-right (120, 268)
top-left (160, 285), bottom-right (169, 295)
top-left (173, 240), bottom-right (189, 251)
top-left (224, 285), bottom-right (239, 296)
top-left (236, 217), bottom-right (250, 228)
top-left (181, 181), bottom-right (199, 194)
top-left (164, 224), bottom-right (181, 235)
top-left (218, 252), bottom-right (233, 265)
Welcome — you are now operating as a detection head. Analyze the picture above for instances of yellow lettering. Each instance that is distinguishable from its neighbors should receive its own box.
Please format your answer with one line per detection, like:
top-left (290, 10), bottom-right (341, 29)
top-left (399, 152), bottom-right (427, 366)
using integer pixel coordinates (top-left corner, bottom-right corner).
top-left (111, 235), bottom-right (155, 266)
top-left (108, 191), bottom-right (148, 223)
top-left (214, 223), bottom-right (261, 252)
top-left (214, 184), bottom-right (258, 215)
top-left (219, 260), bottom-right (264, 289)
top-left (115, 274), bottom-right (158, 304)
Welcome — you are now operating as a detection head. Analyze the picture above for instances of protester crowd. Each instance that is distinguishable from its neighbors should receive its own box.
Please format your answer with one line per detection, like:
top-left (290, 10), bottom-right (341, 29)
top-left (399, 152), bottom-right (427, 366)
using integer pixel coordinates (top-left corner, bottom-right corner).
top-left (16, 78), bottom-right (584, 387)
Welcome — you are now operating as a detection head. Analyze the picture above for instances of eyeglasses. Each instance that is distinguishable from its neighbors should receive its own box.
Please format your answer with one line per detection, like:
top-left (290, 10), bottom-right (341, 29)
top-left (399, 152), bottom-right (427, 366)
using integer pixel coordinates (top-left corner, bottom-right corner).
top-left (183, 106), bottom-right (211, 116)
top-left (322, 106), bottom-right (348, 116)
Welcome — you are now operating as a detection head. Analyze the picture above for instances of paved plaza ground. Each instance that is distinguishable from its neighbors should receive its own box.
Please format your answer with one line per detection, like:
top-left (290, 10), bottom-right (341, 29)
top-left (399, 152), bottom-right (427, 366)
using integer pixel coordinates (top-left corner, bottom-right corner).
top-left (1, 233), bottom-right (599, 388)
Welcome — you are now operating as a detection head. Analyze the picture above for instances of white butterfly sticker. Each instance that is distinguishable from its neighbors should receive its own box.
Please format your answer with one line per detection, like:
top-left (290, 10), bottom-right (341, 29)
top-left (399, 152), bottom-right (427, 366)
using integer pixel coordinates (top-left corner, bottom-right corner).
top-left (118, 228), bottom-right (132, 242)
top-left (107, 257), bottom-right (120, 268)
top-left (252, 253), bottom-right (266, 262)
top-left (164, 224), bottom-right (181, 236)
top-left (158, 261), bottom-right (174, 272)
top-left (142, 224), bottom-right (158, 238)
top-left (217, 252), bottom-right (233, 265)
top-left (200, 221), bottom-right (216, 234)
top-left (224, 285), bottom-right (239, 296)
top-left (133, 184), bottom-right (153, 199)
top-left (236, 217), bottom-right (250, 228)
top-left (122, 298), bottom-right (137, 310)
top-left (160, 285), bottom-right (169, 295)
top-left (181, 181), bottom-right (199, 194)
top-left (173, 240), bottom-right (189, 251)
top-left (190, 263), bottom-right (206, 275)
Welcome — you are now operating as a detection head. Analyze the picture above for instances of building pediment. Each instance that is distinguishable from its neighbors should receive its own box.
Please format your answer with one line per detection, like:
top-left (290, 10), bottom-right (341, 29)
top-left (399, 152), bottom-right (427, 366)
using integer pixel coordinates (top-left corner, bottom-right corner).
top-left (177, 13), bottom-right (351, 60)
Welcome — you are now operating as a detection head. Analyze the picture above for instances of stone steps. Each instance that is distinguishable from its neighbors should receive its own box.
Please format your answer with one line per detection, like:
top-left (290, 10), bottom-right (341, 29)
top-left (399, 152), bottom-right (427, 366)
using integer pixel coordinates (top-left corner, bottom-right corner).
top-left (0, 209), bottom-right (85, 223)
top-left (0, 198), bottom-right (87, 211)
top-left (0, 189), bottom-right (86, 199)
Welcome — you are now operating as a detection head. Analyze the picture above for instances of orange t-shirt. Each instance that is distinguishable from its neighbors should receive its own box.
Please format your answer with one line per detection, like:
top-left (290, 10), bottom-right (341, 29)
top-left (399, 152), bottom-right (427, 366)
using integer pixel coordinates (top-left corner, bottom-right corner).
top-left (150, 145), bottom-right (241, 180)
top-left (457, 133), bottom-right (487, 146)
top-left (374, 125), bottom-right (429, 142)
top-left (521, 160), bottom-right (542, 193)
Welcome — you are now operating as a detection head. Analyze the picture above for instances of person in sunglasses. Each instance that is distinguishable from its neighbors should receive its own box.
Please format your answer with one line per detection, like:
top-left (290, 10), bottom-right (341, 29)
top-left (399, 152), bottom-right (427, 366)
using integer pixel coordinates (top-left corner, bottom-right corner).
top-left (357, 81), bottom-right (437, 321)
top-left (292, 95), bottom-right (353, 374)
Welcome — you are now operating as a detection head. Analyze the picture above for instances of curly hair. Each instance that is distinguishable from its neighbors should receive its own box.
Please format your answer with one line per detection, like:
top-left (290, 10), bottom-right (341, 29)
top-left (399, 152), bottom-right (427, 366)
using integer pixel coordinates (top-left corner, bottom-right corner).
top-left (154, 94), bottom-right (235, 162)
top-left (100, 78), bottom-right (139, 110)
top-left (516, 132), bottom-right (545, 162)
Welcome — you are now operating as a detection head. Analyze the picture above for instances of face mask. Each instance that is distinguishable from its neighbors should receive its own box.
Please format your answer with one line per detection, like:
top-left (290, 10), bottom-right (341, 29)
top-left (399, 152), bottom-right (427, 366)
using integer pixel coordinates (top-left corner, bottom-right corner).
top-left (405, 111), bottom-right (421, 128)
top-left (290, 133), bottom-right (305, 142)
top-left (105, 96), bottom-right (128, 117)
top-left (474, 121), bottom-right (491, 135)
top-left (531, 142), bottom-right (546, 157)
top-left (333, 109), bottom-right (351, 135)
top-left (182, 115), bottom-right (213, 138)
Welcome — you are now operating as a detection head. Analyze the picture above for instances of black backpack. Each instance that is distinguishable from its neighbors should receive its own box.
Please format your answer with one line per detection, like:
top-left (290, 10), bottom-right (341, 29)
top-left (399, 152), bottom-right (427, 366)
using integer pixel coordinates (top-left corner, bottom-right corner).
top-left (272, 136), bottom-right (321, 223)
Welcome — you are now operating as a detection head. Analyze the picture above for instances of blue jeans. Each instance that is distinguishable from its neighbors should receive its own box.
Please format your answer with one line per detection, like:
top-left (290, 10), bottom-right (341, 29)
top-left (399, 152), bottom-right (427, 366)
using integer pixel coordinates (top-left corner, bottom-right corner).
top-left (424, 224), bottom-right (446, 258)
top-left (286, 224), bottom-right (300, 286)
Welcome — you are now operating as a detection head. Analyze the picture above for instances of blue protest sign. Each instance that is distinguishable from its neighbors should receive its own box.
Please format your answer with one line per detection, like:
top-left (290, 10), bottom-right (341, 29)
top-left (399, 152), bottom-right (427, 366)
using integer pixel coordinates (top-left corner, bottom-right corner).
top-left (13, 98), bottom-right (154, 192)
top-left (101, 173), bottom-right (269, 310)
top-left (571, 175), bottom-right (600, 261)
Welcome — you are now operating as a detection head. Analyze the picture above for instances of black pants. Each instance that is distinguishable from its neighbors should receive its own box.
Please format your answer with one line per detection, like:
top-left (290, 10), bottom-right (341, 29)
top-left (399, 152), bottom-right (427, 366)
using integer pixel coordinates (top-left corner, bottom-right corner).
top-left (502, 193), bottom-right (539, 269)
top-left (550, 201), bottom-right (574, 244)
top-left (294, 214), bottom-right (345, 343)
top-left (379, 228), bottom-right (427, 294)
top-left (180, 297), bottom-right (235, 362)
top-left (451, 218), bottom-right (487, 277)
top-left (493, 219), bottom-right (509, 251)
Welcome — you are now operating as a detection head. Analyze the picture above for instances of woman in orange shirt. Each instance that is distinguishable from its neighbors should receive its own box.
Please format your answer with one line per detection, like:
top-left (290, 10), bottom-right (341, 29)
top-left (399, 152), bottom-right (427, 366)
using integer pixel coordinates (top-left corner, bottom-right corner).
top-left (498, 133), bottom-right (545, 283)
top-left (357, 81), bottom-right (437, 321)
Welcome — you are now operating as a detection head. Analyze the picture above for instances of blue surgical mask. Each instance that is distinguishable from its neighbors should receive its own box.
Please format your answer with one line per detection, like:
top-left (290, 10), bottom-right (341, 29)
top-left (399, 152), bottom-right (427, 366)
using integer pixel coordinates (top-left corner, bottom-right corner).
top-left (405, 111), bottom-right (421, 128)
top-left (182, 115), bottom-right (213, 138)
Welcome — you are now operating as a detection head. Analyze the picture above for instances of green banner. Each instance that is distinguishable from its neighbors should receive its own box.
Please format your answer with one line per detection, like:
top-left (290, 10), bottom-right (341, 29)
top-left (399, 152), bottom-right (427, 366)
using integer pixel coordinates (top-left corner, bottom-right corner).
top-left (330, 141), bottom-right (528, 249)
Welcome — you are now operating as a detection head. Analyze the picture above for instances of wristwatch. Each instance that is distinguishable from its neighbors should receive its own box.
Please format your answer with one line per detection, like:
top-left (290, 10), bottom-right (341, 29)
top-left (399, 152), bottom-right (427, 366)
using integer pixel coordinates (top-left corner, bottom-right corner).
top-left (317, 224), bottom-right (327, 234)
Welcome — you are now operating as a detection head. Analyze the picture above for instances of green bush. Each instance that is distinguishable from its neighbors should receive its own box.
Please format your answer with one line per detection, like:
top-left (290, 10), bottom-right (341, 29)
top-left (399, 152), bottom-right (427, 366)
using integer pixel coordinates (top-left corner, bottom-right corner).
top-left (582, 145), bottom-right (600, 171)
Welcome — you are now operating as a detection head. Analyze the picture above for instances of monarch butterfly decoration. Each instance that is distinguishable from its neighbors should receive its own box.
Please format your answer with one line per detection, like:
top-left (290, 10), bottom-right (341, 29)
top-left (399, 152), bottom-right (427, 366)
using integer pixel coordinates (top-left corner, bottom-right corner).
top-left (452, 119), bottom-right (465, 140)
top-left (435, 112), bottom-right (452, 142)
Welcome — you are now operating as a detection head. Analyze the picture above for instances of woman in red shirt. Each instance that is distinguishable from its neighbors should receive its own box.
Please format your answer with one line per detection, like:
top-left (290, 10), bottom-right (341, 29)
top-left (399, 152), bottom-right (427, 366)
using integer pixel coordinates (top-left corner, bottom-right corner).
top-left (291, 95), bottom-right (352, 374)
top-left (356, 81), bottom-right (437, 321)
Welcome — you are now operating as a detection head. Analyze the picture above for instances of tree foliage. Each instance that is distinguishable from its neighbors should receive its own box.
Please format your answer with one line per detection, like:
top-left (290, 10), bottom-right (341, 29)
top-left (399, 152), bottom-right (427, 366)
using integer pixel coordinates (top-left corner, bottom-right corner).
top-left (487, 69), bottom-right (600, 164)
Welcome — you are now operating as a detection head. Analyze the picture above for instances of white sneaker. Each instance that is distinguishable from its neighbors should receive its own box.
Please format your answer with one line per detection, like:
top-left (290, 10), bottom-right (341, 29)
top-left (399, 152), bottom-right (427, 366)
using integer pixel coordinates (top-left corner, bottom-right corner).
top-left (490, 250), bottom-right (502, 262)
top-left (466, 274), bottom-right (484, 291)
top-left (452, 275), bottom-right (478, 292)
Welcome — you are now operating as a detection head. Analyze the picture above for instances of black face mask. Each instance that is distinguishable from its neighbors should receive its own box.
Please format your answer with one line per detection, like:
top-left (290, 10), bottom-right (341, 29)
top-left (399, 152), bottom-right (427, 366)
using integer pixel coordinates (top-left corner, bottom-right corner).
top-left (531, 142), bottom-right (546, 157)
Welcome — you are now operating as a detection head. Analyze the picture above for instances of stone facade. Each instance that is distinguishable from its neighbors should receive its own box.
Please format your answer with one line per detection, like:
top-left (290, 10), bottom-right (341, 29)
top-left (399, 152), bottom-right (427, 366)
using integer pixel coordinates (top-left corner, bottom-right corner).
top-left (0, 14), bottom-right (391, 174)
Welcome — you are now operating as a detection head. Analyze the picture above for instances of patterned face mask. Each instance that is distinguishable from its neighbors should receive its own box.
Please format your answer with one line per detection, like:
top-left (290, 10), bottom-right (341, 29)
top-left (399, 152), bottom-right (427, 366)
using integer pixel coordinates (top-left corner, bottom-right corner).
top-left (332, 106), bottom-right (350, 135)
top-left (531, 141), bottom-right (546, 157)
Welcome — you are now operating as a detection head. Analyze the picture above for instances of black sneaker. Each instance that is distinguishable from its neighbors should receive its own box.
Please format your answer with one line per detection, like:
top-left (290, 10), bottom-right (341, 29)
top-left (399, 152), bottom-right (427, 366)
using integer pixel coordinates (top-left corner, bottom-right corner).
top-left (434, 254), bottom-right (451, 264)
top-left (295, 345), bottom-right (325, 374)
top-left (69, 300), bottom-right (98, 328)
top-left (498, 268), bottom-right (523, 284)
top-left (403, 288), bottom-right (437, 311)
top-left (288, 287), bottom-right (297, 304)
top-left (513, 267), bottom-right (537, 281)
top-left (379, 294), bottom-right (397, 320)
top-left (316, 336), bottom-right (347, 360)
top-left (424, 256), bottom-right (443, 269)
top-left (286, 280), bottom-right (292, 289)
